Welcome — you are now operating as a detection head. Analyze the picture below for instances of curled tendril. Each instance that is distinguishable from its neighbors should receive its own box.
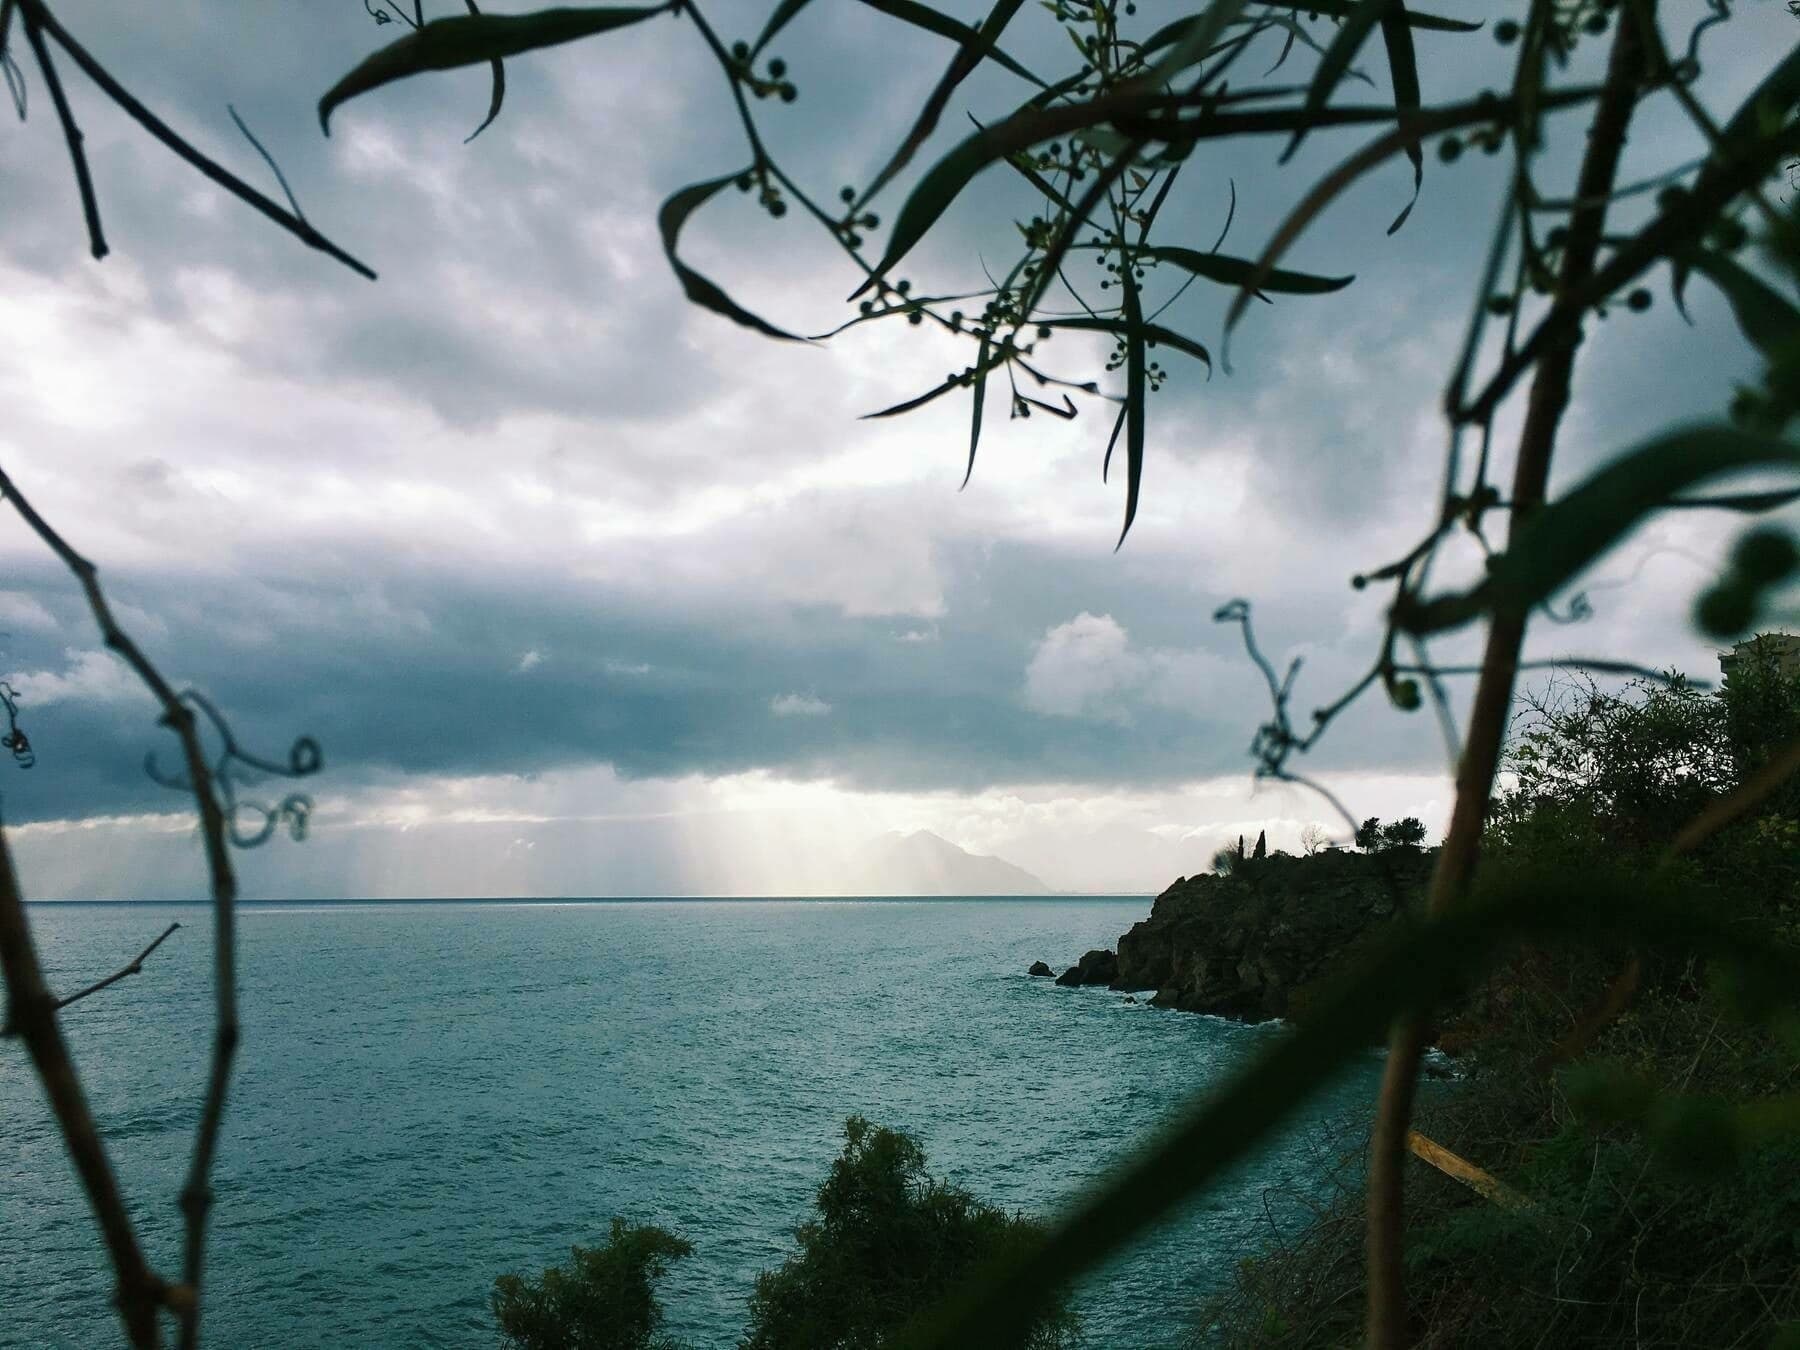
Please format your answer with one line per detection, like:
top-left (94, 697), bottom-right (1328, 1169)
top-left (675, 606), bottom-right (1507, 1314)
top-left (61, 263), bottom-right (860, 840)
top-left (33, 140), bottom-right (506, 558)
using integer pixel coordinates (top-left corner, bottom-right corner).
top-left (0, 682), bottom-right (35, 769)
top-left (1542, 590), bottom-right (1595, 625)
top-left (145, 690), bottom-right (320, 848)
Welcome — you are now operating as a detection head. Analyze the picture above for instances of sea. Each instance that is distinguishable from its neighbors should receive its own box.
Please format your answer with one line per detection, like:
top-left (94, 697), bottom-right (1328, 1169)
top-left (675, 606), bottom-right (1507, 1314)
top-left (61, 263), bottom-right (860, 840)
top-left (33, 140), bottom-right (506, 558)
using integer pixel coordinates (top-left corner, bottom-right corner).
top-left (0, 898), bottom-right (1382, 1349)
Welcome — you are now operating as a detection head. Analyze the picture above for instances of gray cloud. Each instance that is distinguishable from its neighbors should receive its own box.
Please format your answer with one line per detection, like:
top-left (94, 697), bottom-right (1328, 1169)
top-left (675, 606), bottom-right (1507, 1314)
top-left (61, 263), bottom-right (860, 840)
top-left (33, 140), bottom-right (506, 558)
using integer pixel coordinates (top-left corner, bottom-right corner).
top-left (0, 3), bottom-right (1793, 898)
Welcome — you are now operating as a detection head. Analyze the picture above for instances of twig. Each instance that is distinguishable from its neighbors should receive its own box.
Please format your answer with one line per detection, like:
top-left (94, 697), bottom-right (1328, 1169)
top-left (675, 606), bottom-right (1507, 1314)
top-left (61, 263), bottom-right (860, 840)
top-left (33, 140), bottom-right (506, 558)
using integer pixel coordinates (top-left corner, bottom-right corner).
top-left (1, 921), bottom-right (180, 1036)
top-left (14, 0), bottom-right (374, 280)
top-left (1364, 9), bottom-right (1654, 1347)
top-left (0, 457), bottom-right (238, 1350)
top-left (18, 2), bottom-right (104, 259)
top-left (0, 822), bottom-right (163, 1347)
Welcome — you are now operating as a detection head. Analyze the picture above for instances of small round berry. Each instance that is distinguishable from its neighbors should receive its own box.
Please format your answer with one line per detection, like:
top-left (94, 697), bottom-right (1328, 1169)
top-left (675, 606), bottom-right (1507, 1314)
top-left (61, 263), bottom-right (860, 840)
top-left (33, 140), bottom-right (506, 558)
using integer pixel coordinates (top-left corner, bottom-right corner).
top-left (1695, 583), bottom-right (1754, 639)
top-left (1731, 527), bottom-right (1800, 584)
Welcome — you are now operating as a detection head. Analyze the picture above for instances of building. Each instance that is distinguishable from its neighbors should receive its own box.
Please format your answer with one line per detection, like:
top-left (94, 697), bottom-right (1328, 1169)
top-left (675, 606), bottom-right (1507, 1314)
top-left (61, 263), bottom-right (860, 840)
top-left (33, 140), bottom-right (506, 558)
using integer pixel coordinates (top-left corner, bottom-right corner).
top-left (1719, 632), bottom-right (1800, 681)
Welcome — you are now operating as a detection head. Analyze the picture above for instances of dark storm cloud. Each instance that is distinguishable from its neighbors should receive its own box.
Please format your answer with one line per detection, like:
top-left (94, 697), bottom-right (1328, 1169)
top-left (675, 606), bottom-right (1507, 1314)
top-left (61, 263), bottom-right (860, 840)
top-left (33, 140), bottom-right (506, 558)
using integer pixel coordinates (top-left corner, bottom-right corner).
top-left (1, 0), bottom-right (1791, 854)
top-left (0, 514), bottom-right (1487, 826)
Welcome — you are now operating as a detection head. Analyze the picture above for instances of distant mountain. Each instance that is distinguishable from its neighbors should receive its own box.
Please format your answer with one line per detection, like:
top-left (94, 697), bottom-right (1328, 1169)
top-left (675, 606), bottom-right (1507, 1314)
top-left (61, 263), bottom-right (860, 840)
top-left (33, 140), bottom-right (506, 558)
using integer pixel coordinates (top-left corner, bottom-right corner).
top-left (849, 830), bottom-right (1052, 896)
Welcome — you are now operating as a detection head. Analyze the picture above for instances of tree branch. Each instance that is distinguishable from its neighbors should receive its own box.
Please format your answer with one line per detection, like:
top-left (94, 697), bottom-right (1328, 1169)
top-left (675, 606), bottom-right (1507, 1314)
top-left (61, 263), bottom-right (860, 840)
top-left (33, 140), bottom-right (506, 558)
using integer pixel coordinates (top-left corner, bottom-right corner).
top-left (1364, 8), bottom-right (1654, 1346)
top-left (1, 920), bottom-right (180, 1036)
top-left (0, 457), bottom-right (239, 1350)
top-left (18, 2), bottom-right (104, 258)
top-left (14, 0), bottom-right (374, 280)
top-left (0, 822), bottom-right (164, 1347)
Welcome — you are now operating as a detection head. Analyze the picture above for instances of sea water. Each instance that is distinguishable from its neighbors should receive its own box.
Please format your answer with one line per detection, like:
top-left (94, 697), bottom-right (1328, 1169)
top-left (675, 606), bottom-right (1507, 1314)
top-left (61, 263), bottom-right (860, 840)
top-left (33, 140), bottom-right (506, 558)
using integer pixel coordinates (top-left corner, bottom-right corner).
top-left (0, 899), bottom-right (1379, 1348)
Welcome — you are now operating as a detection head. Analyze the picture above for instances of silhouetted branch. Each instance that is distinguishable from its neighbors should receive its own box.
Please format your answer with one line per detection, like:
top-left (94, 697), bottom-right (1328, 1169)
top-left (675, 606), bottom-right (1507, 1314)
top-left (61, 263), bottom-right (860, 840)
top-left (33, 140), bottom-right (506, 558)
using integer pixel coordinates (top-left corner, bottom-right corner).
top-left (13, 0), bottom-right (374, 279)
top-left (1366, 10), bottom-right (1654, 1344)
top-left (0, 822), bottom-right (165, 1347)
top-left (17, 2), bottom-right (103, 258)
top-left (0, 456), bottom-right (239, 1349)
top-left (1, 921), bottom-right (181, 1037)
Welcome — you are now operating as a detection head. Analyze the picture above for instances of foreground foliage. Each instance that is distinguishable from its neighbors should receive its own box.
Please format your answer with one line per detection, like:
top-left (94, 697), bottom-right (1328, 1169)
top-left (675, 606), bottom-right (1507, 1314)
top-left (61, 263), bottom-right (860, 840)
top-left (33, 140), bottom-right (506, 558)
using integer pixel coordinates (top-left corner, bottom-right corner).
top-left (491, 1118), bottom-right (1075, 1350)
top-left (742, 1117), bottom-right (1077, 1350)
top-left (493, 1220), bottom-right (692, 1350)
top-left (1197, 647), bottom-right (1800, 1348)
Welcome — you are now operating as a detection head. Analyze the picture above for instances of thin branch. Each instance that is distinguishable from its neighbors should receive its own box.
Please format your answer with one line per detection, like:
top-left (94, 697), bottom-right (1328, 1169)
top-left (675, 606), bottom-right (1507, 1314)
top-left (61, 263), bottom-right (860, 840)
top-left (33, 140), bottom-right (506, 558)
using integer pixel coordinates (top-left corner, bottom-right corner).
top-left (15, 0), bottom-right (374, 279)
top-left (1, 921), bottom-right (181, 1036)
top-left (0, 822), bottom-right (164, 1347)
top-left (1365, 8), bottom-right (1654, 1346)
top-left (0, 457), bottom-right (239, 1350)
top-left (18, 3), bottom-right (104, 259)
top-left (226, 105), bottom-right (307, 223)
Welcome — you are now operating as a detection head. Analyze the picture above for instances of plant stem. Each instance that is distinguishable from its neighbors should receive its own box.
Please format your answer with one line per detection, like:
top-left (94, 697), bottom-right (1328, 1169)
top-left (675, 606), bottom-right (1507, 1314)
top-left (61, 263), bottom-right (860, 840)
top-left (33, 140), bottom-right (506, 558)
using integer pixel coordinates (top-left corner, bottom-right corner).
top-left (1362, 7), bottom-right (1653, 1346)
top-left (0, 823), bottom-right (164, 1347)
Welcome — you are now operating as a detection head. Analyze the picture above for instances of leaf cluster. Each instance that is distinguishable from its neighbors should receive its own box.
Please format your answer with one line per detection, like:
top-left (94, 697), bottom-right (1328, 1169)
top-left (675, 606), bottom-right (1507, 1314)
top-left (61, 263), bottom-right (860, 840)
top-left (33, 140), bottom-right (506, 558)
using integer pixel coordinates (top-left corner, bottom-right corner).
top-left (493, 1218), bottom-right (694, 1350)
top-left (741, 1117), bottom-right (1078, 1350)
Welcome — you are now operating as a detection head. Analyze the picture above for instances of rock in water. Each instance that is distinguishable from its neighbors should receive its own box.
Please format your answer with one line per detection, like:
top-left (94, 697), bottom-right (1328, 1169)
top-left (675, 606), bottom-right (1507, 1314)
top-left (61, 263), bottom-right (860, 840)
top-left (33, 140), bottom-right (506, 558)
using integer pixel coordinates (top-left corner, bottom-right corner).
top-left (1028, 960), bottom-right (1053, 977)
top-left (1055, 948), bottom-right (1119, 987)
top-left (1111, 848), bottom-right (1436, 1023)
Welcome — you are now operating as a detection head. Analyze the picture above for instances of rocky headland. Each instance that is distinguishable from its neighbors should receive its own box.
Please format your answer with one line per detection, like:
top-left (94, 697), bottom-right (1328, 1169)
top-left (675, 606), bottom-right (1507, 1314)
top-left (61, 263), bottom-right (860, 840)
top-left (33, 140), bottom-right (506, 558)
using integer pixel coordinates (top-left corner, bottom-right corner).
top-left (1055, 848), bottom-right (1437, 1022)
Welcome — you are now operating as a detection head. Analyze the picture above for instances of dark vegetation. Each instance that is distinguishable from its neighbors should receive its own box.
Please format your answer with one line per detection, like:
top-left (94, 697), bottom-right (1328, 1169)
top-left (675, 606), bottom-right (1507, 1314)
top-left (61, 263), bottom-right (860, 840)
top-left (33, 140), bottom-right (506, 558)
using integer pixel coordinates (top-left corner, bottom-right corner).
top-left (1198, 635), bottom-right (1800, 1348)
top-left (492, 1220), bottom-right (693, 1350)
top-left (494, 1117), bottom-right (1076, 1350)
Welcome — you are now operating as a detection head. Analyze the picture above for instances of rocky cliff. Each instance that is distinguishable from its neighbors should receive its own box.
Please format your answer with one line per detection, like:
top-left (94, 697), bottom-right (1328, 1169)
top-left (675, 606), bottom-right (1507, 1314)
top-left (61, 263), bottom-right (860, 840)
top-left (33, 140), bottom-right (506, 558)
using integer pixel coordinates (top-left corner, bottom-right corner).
top-left (1097, 848), bottom-right (1437, 1022)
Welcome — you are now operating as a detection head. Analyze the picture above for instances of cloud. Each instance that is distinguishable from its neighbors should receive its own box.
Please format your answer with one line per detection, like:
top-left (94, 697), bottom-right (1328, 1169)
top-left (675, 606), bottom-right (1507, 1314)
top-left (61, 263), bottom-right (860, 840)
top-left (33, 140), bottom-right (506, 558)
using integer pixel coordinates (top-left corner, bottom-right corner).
top-left (11, 649), bottom-right (143, 709)
top-left (1024, 613), bottom-right (1138, 722)
top-left (1024, 613), bottom-right (1231, 724)
top-left (0, 3), bottom-right (1787, 900)
top-left (771, 692), bottom-right (832, 718)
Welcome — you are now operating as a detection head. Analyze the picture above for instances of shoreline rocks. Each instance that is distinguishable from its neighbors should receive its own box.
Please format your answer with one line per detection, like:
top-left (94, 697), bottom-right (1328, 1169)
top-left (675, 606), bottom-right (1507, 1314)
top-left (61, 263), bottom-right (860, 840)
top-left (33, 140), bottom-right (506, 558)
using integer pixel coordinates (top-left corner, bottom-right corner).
top-left (1027, 960), bottom-right (1053, 977)
top-left (1065, 848), bottom-right (1436, 1023)
top-left (1054, 948), bottom-right (1119, 987)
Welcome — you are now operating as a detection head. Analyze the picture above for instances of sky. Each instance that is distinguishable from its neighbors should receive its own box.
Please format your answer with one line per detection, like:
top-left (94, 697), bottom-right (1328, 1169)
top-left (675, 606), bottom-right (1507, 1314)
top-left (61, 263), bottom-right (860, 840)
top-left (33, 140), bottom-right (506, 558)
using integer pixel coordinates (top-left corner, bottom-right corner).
top-left (0, 1), bottom-right (1794, 898)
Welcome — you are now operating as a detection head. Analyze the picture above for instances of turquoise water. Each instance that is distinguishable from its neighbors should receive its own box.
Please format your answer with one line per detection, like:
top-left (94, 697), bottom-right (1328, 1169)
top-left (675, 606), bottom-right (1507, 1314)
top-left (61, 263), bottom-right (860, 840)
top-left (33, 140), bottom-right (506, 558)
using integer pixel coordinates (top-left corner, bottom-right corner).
top-left (2, 899), bottom-right (1379, 1348)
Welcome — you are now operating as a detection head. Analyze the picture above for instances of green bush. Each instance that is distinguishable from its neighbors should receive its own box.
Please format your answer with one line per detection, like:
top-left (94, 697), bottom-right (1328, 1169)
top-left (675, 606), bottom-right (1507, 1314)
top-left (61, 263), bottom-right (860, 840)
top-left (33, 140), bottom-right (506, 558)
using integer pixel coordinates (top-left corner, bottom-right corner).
top-left (492, 1218), bottom-right (692, 1350)
top-left (739, 1117), bottom-right (1078, 1350)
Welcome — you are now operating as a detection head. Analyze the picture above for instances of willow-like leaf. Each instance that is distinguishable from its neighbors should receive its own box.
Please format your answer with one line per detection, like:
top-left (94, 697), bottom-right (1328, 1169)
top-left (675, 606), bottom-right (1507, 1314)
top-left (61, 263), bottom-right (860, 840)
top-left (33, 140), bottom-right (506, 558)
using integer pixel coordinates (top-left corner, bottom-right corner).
top-left (1666, 487), bottom-right (1800, 513)
top-left (1145, 0), bottom-right (1252, 87)
top-left (1044, 316), bottom-right (1212, 371)
top-left (895, 866), bottom-right (1800, 1350)
top-left (1283, 0), bottom-right (1395, 163)
top-left (859, 0), bottom-right (1034, 207)
top-left (1101, 402), bottom-right (1128, 484)
top-left (855, 0), bottom-right (1043, 87)
top-left (1118, 269), bottom-right (1147, 548)
top-left (460, 0), bottom-right (505, 144)
top-left (1398, 424), bottom-right (1800, 635)
top-left (1681, 249), bottom-right (1800, 363)
top-left (320, 4), bottom-right (666, 133)
top-left (752, 0), bottom-right (816, 56)
top-left (1139, 244), bottom-right (1352, 297)
top-left (1379, 2), bottom-right (1423, 233)
top-left (964, 335), bottom-right (990, 489)
top-left (659, 172), bottom-right (805, 341)
top-left (862, 374), bottom-right (968, 419)
top-left (1247, 0), bottom-right (1479, 33)
top-left (1694, 40), bottom-right (1800, 204)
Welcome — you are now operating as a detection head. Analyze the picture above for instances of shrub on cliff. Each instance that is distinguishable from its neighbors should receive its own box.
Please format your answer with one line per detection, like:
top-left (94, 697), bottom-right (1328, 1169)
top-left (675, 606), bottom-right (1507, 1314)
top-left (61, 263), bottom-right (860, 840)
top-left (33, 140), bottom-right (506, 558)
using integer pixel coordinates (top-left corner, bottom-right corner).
top-left (493, 1218), bottom-right (692, 1350)
top-left (740, 1117), bottom-right (1077, 1350)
